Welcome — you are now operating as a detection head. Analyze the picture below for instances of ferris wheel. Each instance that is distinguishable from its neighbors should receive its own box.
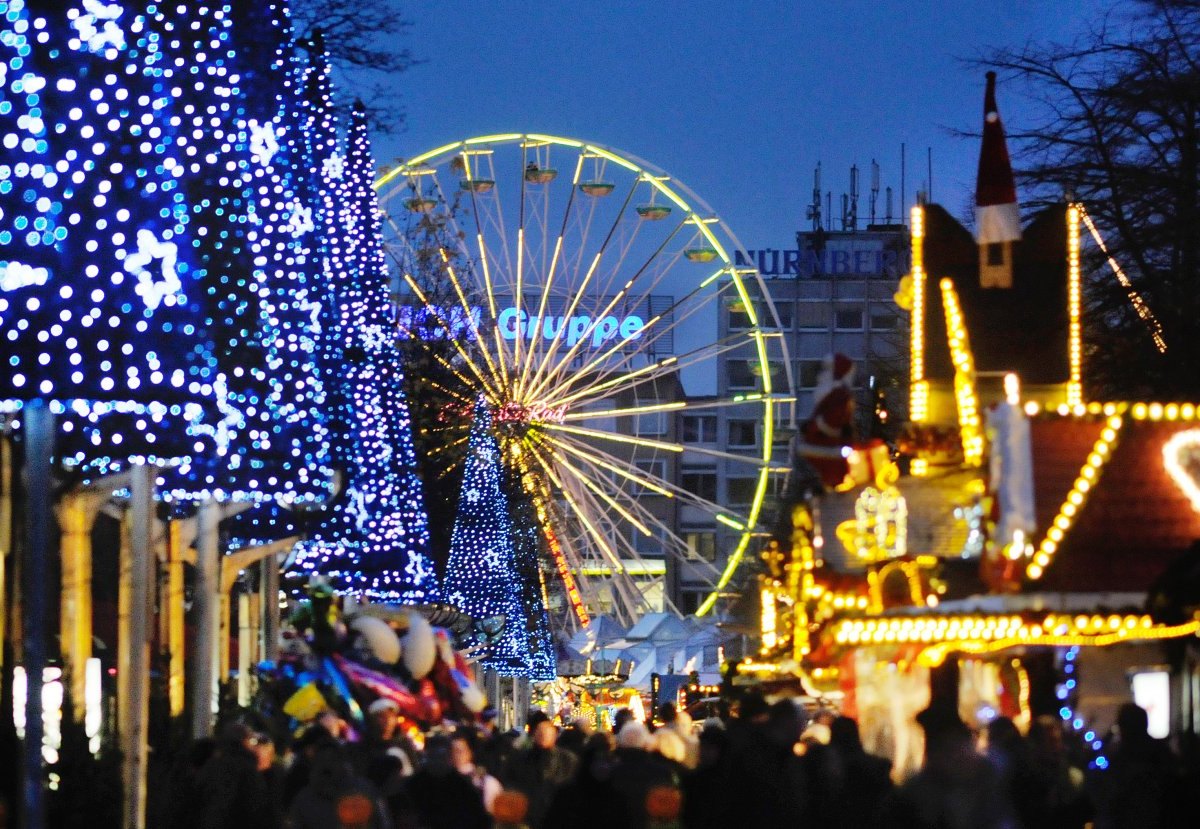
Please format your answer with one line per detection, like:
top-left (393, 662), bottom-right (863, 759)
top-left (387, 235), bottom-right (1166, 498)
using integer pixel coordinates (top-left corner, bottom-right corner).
top-left (375, 135), bottom-right (792, 625)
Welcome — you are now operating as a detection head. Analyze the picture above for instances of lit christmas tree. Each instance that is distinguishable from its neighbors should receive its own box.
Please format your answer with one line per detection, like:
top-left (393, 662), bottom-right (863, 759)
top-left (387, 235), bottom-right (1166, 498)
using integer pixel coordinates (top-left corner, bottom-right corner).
top-left (286, 93), bottom-right (438, 602)
top-left (341, 102), bottom-right (438, 603)
top-left (505, 465), bottom-right (558, 681)
top-left (445, 399), bottom-right (530, 675)
top-left (0, 1), bottom-right (226, 455)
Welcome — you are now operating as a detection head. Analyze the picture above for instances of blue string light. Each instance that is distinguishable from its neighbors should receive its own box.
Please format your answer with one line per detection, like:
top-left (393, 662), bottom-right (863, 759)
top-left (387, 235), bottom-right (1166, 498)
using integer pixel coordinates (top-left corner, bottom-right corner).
top-left (445, 398), bottom-right (531, 676)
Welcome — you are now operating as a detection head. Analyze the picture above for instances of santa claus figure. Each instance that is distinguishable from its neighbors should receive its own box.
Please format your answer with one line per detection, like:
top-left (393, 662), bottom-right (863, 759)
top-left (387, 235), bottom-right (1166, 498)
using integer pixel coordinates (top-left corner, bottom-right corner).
top-left (790, 353), bottom-right (856, 493)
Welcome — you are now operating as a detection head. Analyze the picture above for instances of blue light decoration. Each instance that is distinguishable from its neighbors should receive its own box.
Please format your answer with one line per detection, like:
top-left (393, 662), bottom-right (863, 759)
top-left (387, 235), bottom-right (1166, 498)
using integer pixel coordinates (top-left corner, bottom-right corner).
top-left (1056, 645), bottom-right (1109, 770)
top-left (1, 1), bottom-right (335, 507)
top-left (445, 398), bottom-right (531, 675)
top-left (505, 465), bottom-right (557, 681)
top-left (284, 68), bottom-right (439, 603)
top-left (0, 0), bottom-right (225, 434)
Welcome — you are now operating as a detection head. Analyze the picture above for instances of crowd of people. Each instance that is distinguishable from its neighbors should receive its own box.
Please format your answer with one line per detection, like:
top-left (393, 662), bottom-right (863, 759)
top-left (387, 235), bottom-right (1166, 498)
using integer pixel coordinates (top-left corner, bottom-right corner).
top-left (158, 694), bottom-right (1195, 829)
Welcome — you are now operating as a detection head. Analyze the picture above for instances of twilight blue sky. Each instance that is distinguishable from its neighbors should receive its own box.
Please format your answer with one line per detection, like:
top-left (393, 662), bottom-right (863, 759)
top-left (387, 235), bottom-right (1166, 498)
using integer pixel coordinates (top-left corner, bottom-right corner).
top-left (369, 0), bottom-right (1110, 251)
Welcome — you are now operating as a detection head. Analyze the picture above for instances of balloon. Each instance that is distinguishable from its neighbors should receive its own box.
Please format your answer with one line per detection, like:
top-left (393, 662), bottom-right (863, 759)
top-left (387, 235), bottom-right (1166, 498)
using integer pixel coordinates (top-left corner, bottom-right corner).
top-left (350, 615), bottom-right (402, 664)
top-left (401, 610), bottom-right (437, 679)
top-left (282, 682), bottom-right (328, 721)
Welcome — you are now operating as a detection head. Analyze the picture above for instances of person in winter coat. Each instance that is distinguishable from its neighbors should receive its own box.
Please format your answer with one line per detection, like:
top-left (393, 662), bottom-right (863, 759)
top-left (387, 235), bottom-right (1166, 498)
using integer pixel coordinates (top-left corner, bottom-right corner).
top-left (682, 725), bottom-right (733, 829)
top-left (884, 704), bottom-right (1017, 829)
top-left (543, 734), bottom-right (632, 829)
top-left (501, 720), bottom-right (578, 829)
top-left (287, 742), bottom-right (390, 829)
top-left (609, 721), bottom-right (682, 829)
top-left (395, 735), bottom-right (489, 829)
top-left (196, 723), bottom-right (277, 829)
top-left (450, 728), bottom-right (503, 815)
top-left (809, 716), bottom-right (892, 829)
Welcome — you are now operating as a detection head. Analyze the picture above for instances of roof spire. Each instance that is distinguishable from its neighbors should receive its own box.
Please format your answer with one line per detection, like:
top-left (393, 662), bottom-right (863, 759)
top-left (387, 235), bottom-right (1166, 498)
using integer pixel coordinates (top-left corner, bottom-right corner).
top-left (975, 71), bottom-right (1021, 244)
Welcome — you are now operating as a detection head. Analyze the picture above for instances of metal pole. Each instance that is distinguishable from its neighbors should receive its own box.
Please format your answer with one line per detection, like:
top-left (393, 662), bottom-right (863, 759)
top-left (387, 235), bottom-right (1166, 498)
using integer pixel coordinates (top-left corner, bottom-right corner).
top-left (0, 433), bottom-right (11, 673)
top-left (121, 463), bottom-right (153, 829)
top-left (192, 499), bottom-right (219, 738)
top-left (167, 521), bottom-right (185, 718)
top-left (59, 493), bottom-right (93, 719)
top-left (260, 555), bottom-right (279, 663)
top-left (21, 401), bottom-right (52, 829)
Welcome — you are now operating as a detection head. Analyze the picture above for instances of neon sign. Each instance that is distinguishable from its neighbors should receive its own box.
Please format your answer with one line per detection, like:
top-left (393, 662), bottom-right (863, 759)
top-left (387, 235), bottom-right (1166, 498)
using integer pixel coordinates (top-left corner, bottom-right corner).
top-left (397, 304), bottom-right (645, 349)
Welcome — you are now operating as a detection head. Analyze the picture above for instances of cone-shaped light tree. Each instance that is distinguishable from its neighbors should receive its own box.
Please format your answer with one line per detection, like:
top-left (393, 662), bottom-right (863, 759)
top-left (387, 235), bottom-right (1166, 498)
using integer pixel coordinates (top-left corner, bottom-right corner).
top-left (445, 399), bottom-right (531, 674)
top-left (505, 465), bottom-right (557, 681)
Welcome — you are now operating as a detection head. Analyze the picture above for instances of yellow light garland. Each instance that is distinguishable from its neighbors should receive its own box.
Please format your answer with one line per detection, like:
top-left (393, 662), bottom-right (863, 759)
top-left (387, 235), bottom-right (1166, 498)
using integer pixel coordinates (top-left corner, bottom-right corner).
top-left (940, 278), bottom-right (984, 466)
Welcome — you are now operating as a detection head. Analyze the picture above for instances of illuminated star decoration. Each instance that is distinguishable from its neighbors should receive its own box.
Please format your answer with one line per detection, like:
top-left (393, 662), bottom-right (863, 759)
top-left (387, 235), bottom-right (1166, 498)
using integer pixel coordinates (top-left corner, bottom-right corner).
top-left (0, 262), bottom-right (50, 292)
top-left (123, 229), bottom-right (182, 311)
top-left (70, 0), bottom-right (125, 54)
top-left (288, 201), bottom-right (314, 237)
top-left (248, 119), bottom-right (280, 166)
top-left (323, 152), bottom-right (344, 180)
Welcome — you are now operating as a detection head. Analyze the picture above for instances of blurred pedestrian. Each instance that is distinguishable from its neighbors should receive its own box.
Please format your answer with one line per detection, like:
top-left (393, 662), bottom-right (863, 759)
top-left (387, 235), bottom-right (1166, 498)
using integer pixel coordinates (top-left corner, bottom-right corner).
top-left (501, 720), bottom-right (578, 829)
top-left (287, 742), bottom-right (390, 829)
top-left (543, 734), bottom-right (632, 829)
top-left (397, 734), bottom-right (489, 829)
top-left (451, 728), bottom-right (502, 814)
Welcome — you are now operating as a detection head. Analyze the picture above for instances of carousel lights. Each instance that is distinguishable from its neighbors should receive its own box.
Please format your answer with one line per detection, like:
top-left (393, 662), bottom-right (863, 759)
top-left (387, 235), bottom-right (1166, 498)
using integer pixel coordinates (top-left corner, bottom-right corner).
top-left (1026, 413), bottom-right (1122, 580)
top-left (830, 612), bottom-right (1195, 651)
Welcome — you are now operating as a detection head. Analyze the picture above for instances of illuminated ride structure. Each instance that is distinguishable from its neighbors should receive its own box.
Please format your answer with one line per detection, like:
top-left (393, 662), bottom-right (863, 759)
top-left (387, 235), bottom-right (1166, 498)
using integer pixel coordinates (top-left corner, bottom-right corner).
top-left (752, 76), bottom-right (1200, 777)
top-left (375, 136), bottom-right (793, 627)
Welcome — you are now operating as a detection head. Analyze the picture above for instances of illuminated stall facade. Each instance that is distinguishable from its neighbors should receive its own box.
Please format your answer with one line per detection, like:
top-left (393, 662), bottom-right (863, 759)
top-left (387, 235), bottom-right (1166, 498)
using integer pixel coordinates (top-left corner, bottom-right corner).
top-left (754, 75), bottom-right (1200, 776)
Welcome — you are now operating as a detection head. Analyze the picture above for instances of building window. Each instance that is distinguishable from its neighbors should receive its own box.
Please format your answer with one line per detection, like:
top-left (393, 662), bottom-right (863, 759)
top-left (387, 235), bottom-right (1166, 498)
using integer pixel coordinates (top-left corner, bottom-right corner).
top-left (682, 415), bottom-right (717, 444)
top-left (796, 302), bottom-right (830, 330)
top-left (635, 411), bottom-right (667, 436)
top-left (870, 312), bottom-right (897, 330)
top-left (679, 591), bottom-right (702, 615)
top-left (681, 467), bottom-right (718, 502)
top-left (727, 477), bottom-right (759, 506)
top-left (987, 242), bottom-right (1004, 266)
top-left (767, 302), bottom-right (792, 329)
top-left (798, 359), bottom-right (824, 388)
top-left (727, 305), bottom-right (753, 330)
top-left (834, 306), bottom-right (864, 331)
top-left (634, 458), bottom-right (667, 483)
top-left (727, 360), bottom-right (756, 389)
top-left (728, 419), bottom-right (758, 448)
top-left (684, 529), bottom-right (717, 562)
top-left (632, 527), bottom-right (667, 556)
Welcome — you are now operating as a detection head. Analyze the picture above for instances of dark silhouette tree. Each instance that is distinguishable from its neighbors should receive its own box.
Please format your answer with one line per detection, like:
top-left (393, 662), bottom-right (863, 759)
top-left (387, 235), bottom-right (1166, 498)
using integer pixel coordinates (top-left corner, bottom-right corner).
top-left (984, 0), bottom-right (1200, 398)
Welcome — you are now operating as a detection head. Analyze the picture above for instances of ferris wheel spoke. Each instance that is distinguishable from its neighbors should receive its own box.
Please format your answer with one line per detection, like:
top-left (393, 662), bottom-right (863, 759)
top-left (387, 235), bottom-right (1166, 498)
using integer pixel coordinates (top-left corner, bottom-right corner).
top-left (540, 432), bottom-right (759, 529)
top-left (521, 175), bottom-right (640, 397)
top-left (542, 274), bottom-right (735, 404)
top-left (548, 332), bottom-right (746, 411)
top-left (524, 216), bottom-right (691, 400)
top-left (430, 250), bottom-right (512, 392)
top-left (547, 446), bottom-right (720, 582)
top-left (399, 274), bottom-right (503, 400)
top-left (514, 151), bottom-right (587, 396)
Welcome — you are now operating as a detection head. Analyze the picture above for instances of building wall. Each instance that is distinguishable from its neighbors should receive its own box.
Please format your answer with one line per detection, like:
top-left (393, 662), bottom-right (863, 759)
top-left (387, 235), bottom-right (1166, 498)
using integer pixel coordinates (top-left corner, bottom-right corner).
top-left (670, 226), bottom-right (908, 614)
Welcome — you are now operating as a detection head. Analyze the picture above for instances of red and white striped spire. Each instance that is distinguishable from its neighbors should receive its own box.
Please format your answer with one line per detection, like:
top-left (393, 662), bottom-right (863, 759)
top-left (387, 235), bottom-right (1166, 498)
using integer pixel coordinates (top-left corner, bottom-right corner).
top-left (975, 71), bottom-right (1021, 244)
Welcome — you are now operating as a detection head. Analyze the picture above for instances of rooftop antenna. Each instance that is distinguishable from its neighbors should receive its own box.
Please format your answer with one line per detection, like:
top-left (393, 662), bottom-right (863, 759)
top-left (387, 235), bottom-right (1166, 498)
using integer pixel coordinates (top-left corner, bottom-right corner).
top-left (826, 190), bottom-right (832, 231)
top-left (869, 159), bottom-right (880, 226)
top-left (900, 142), bottom-right (906, 218)
top-left (885, 186), bottom-right (894, 224)
top-left (848, 164), bottom-right (859, 231)
top-left (927, 146), bottom-right (933, 203)
top-left (806, 162), bottom-right (823, 230)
